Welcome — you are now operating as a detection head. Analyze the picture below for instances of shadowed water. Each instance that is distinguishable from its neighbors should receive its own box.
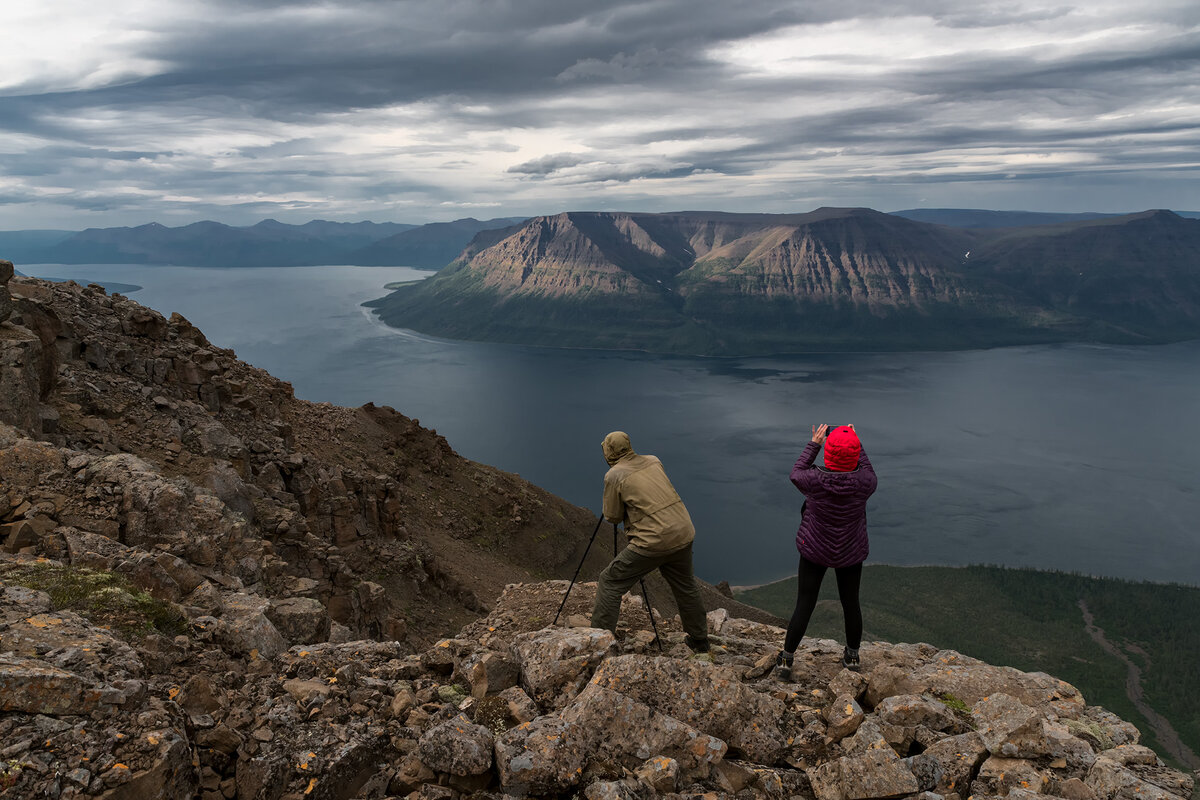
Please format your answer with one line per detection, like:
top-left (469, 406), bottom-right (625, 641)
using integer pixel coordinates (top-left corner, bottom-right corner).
top-left (23, 264), bottom-right (1200, 587)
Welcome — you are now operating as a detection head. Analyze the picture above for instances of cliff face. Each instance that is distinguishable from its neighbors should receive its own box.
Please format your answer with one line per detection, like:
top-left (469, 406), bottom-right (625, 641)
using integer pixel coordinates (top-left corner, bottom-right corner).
top-left (369, 208), bottom-right (1200, 354)
top-left (1, 261), bottom-right (1196, 800)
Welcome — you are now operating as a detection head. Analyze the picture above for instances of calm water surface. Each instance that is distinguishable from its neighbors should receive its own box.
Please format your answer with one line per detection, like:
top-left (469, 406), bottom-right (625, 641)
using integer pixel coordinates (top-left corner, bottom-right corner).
top-left (25, 264), bottom-right (1200, 587)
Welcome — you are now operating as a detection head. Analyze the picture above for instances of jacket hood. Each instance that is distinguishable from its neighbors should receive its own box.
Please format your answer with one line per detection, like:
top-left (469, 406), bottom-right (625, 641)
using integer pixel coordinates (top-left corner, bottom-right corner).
top-left (602, 431), bottom-right (635, 465)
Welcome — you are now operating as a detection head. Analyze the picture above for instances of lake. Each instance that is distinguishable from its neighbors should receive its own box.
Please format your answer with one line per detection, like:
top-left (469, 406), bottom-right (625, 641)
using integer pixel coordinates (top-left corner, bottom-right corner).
top-left (21, 263), bottom-right (1200, 587)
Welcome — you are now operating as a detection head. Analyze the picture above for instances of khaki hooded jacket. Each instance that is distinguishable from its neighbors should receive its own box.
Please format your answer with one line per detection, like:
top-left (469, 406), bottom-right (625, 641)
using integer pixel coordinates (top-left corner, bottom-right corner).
top-left (601, 431), bottom-right (696, 555)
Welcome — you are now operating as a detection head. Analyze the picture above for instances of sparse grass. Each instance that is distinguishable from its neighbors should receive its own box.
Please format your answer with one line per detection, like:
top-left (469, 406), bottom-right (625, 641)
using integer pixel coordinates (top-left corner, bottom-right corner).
top-left (938, 692), bottom-right (972, 715)
top-left (0, 562), bottom-right (188, 639)
top-left (1, 760), bottom-right (24, 791)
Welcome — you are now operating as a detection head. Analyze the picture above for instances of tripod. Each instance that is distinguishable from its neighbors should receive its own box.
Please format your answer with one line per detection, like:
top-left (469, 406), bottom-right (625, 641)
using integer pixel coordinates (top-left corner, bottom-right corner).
top-left (553, 515), bottom-right (663, 651)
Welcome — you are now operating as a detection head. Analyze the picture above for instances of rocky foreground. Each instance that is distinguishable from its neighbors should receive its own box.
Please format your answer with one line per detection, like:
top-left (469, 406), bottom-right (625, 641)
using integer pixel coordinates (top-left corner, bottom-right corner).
top-left (3, 576), bottom-right (1196, 800)
top-left (1, 260), bottom-right (1197, 799)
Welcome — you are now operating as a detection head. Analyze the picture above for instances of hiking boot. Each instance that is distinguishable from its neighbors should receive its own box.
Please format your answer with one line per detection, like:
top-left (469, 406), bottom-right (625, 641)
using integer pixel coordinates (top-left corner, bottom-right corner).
top-left (774, 650), bottom-right (794, 680)
top-left (841, 647), bottom-right (861, 672)
top-left (685, 635), bottom-right (710, 654)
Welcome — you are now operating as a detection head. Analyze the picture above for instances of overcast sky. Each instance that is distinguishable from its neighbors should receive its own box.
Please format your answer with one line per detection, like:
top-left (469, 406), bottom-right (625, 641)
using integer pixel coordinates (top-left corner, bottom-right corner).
top-left (2, 0), bottom-right (1198, 228)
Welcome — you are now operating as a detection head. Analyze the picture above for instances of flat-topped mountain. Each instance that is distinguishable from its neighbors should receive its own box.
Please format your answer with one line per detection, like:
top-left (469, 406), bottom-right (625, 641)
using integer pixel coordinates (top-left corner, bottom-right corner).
top-left (368, 207), bottom-right (1200, 354)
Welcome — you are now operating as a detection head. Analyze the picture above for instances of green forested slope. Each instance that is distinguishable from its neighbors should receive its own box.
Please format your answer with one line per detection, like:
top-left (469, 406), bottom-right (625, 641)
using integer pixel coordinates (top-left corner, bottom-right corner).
top-left (736, 565), bottom-right (1200, 770)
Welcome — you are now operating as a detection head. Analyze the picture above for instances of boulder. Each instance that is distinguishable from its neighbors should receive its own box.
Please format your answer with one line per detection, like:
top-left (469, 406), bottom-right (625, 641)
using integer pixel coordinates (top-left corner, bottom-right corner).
top-left (214, 592), bottom-right (288, 658)
top-left (972, 693), bottom-right (1056, 758)
top-left (267, 596), bottom-right (331, 645)
top-left (583, 779), bottom-right (644, 800)
top-left (635, 756), bottom-right (680, 794)
top-left (560, 683), bottom-right (728, 772)
top-left (0, 653), bottom-right (124, 715)
top-left (418, 714), bottom-right (494, 776)
top-left (510, 627), bottom-right (618, 710)
top-left (842, 717), bottom-right (892, 756)
top-left (825, 694), bottom-right (865, 741)
top-left (973, 755), bottom-right (1049, 796)
top-left (922, 731), bottom-right (989, 798)
top-left (807, 747), bottom-right (920, 800)
top-left (461, 649), bottom-right (520, 698)
top-left (96, 728), bottom-right (198, 800)
top-left (1085, 746), bottom-right (1194, 800)
top-left (587, 654), bottom-right (787, 763)
top-left (876, 694), bottom-right (961, 732)
top-left (497, 685), bottom-right (540, 725)
top-left (494, 716), bottom-right (587, 795)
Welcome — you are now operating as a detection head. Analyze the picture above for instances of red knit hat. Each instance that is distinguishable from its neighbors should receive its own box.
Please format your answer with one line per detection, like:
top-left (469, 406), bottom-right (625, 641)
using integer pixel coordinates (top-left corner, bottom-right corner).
top-left (824, 426), bottom-right (862, 471)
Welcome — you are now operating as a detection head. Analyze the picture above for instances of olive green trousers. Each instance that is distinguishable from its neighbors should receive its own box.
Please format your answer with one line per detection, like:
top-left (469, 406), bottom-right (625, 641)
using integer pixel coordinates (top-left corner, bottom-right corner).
top-left (590, 542), bottom-right (708, 644)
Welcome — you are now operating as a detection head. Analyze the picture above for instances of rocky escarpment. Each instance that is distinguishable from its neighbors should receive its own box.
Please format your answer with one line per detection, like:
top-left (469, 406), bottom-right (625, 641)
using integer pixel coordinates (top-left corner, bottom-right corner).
top-left (0, 260), bottom-right (607, 643)
top-left (0, 262), bottom-right (763, 635)
top-left (368, 208), bottom-right (1200, 355)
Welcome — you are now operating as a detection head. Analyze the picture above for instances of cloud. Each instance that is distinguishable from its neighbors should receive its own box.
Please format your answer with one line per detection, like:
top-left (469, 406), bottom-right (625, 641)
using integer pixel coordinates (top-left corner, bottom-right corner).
top-left (507, 153), bottom-right (588, 175)
top-left (0, 0), bottom-right (1198, 227)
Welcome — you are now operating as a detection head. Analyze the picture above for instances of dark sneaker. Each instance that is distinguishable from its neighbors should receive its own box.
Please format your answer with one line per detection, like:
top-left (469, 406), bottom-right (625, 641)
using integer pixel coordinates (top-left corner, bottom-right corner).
top-left (774, 650), bottom-right (794, 679)
top-left (842, 647), bottom-right (861, 671)
top-left (685, 635), bottom-right (710, 654)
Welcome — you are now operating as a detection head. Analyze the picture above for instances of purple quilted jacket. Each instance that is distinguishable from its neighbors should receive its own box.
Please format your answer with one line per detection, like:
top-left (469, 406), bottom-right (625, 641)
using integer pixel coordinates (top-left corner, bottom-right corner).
top-left (790, 441), bottom-right (877, 568)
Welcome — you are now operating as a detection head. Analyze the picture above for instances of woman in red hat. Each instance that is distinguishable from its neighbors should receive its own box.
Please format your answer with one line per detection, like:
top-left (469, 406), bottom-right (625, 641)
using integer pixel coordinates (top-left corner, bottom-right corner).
top-left (775, 423), bottom-right (877, 676)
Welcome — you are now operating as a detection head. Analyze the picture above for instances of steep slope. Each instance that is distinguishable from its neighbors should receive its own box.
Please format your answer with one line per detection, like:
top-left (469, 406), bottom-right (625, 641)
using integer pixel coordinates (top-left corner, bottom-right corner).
top-left (0, 262), bottom-right (771, 648)
top-left (675, 208), bottom-right (1053, 350)
top-left (368, 209), bottom-right (1035, 353)
top-left (967, 210), bottom-right (1200, 341)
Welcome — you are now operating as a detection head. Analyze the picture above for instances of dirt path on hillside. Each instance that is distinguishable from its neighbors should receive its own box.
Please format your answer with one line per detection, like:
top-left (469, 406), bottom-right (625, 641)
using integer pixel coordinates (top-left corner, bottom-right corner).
top-left (1078, 599), bottom-right (1200, 770)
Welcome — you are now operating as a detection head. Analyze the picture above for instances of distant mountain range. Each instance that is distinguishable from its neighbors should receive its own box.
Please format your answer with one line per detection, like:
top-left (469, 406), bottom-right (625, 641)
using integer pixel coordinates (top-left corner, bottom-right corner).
top-left (366, 207), bottom-right (1200, 354)
top-left (0, 217), bottom-right (525, 268)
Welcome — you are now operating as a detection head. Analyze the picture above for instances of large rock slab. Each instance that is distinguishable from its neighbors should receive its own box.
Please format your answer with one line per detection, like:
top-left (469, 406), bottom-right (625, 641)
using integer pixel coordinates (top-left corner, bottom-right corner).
top-left (267, 596), bottom-right (331, 645)
top-left (876, 693), bottom-right (961, 732)
top-left (510, 627), bottom-right (618, 710)
top-left (560, 683), bottom-right (728, 772)
top-left (494, 716), bottom-right (587, 795)
top-left (807, 747), bottom-right (920, 800)
top-left (0, 653), bottom-right (111, 715)
top-left (972, 693), bottom-right (1056, 758)
top-left (95, 728), bottom-right (197, 800)
top-left (865, 652), bottom-right (1084, 715)
top-left (418, 715), bottom-right (495, 776)
top-left (211, 592), bottom-right (288, 658)
top-left (1085, 745), bottom-right (1194, 800)
top-left (922, 731), bottom-right (989, 798)
top-left (587, 654), bottom-right (787, 763)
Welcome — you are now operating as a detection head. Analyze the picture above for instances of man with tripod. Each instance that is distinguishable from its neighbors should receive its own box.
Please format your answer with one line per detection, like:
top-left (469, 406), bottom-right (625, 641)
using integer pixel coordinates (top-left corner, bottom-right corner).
top-left (590, 431), bottom-right (709, 653)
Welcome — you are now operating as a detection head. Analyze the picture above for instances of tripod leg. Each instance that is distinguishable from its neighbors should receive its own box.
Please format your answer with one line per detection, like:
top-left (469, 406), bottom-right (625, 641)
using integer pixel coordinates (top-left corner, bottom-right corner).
top-left (638, 578), bottom-right (663, 652)
top-left (553, 516), bottom-right (605, 626)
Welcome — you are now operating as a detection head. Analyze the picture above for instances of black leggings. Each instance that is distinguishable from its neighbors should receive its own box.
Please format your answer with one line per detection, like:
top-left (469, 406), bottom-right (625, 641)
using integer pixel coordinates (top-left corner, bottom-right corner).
top-left (784, 556), bottom-right (863, 653)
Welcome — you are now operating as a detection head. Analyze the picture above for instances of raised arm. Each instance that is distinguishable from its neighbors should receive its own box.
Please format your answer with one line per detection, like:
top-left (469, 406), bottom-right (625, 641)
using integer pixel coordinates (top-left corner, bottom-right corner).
top-left (789, 441), bottom-right (822, 492)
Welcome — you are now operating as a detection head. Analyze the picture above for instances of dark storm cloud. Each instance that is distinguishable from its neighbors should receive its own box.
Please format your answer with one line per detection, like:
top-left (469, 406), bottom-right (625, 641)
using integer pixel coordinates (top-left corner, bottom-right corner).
top-left (2, 0), bottom-right (1199, 227)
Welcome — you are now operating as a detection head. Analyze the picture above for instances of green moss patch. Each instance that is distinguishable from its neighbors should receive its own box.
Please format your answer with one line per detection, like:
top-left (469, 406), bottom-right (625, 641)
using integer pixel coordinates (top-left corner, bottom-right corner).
top-left (0, 562), bottom-right (188, 639)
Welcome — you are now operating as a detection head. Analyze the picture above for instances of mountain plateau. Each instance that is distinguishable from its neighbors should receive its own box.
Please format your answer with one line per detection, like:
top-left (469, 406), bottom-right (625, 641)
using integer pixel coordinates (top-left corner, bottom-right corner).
top-left (368, 208), bottom-right (1200, 355)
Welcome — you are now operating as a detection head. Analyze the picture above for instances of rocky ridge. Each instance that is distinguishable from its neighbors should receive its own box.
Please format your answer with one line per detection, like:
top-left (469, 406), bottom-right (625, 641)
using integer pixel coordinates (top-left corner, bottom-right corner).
top-left (1, 260), bottom-right (1196, 799)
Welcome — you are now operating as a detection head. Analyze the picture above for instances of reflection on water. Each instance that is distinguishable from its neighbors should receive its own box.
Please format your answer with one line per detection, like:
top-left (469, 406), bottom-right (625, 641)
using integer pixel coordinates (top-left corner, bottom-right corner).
top-left (22, 263), bottom-right (1200, 586)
